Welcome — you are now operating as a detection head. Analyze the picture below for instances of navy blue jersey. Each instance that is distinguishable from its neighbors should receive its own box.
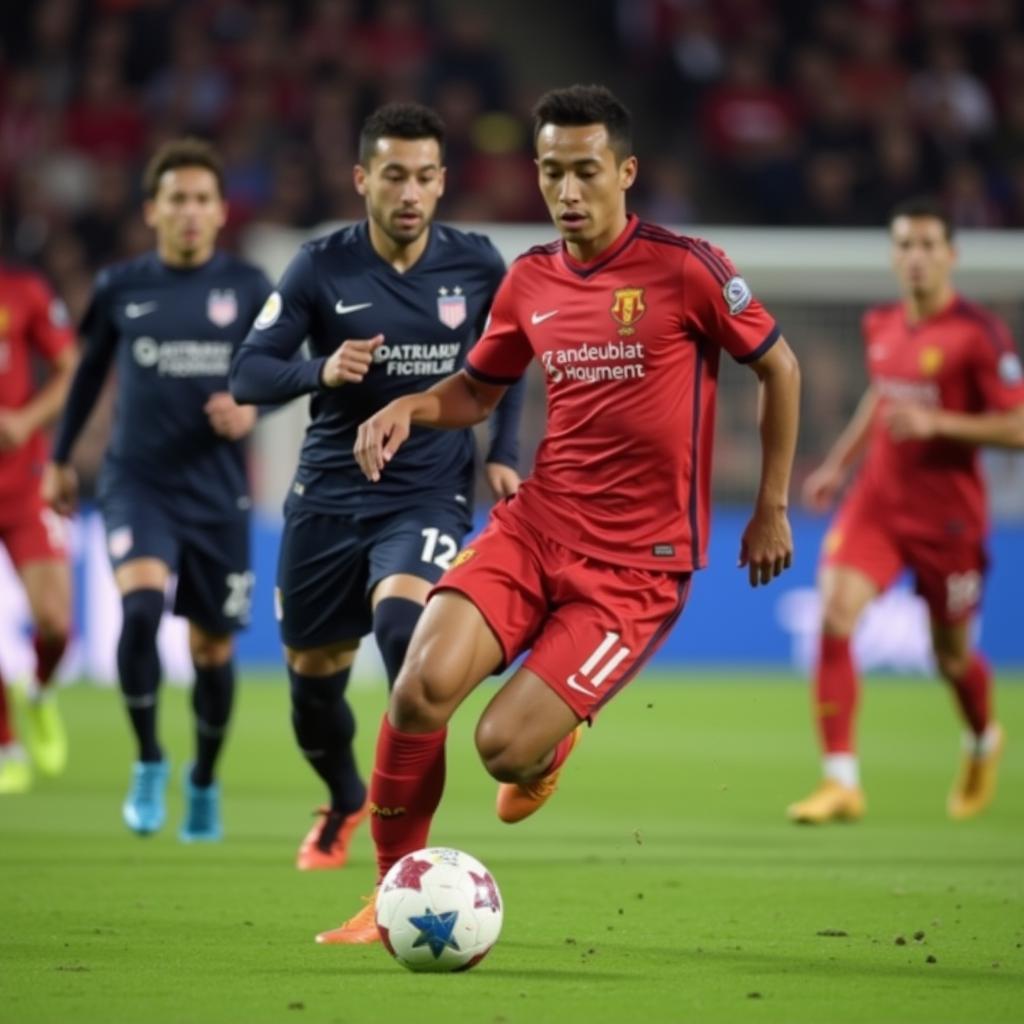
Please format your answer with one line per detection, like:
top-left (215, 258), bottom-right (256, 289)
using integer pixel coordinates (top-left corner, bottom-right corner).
top-left (230, 221), bottom-right (522, 515)
top-left (53, 251), bottom-right (272, 522)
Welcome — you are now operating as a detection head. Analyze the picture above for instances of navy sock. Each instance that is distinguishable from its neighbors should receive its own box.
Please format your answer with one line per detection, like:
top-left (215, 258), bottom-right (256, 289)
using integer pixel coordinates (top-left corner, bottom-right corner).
top-left (372, 597), bottom-right (423, 690)
top-left (117, 589), bottom-right (165, 763)
top-left (191, 660), bottom-right (236, 787)
top-left (288, 665), bottom-right (365, 814)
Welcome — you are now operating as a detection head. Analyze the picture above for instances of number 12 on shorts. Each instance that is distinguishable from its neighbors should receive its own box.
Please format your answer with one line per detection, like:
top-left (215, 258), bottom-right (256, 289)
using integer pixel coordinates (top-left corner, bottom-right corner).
top-left (420, 527), bottom-right (458, 570)
top-left (567, 631), bottom-right (632, 696)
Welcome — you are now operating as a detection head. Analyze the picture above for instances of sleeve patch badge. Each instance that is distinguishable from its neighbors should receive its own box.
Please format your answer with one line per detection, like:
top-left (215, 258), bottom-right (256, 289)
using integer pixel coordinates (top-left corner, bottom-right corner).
top-left (998, 352), bottom-right (1023, 385)
top-left (723, 275), bottom-right (752, 315)
top-left (254, 291), bottom-right (282, 330)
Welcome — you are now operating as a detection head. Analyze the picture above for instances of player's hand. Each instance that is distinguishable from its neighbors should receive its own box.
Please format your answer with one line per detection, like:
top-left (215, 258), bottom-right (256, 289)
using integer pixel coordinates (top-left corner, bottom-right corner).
top-left (884, 400), bottom-right (937, 442)
top-left (354, 398), bottom-right (413, 482)
top-left (321, 334), bottom-right (385, 387)
top-left (484, 462), bottom-right (521, 499)
top-left (205, 391), bottom-right (257, 440)
top-left (42, 462), bottom-right (79, 516)
top-left (0, 409), bottom-right (31, 451)
top-left (801, 462), bottom-right (844, 512)
top-left (738, 504), bottom-right (793, 587)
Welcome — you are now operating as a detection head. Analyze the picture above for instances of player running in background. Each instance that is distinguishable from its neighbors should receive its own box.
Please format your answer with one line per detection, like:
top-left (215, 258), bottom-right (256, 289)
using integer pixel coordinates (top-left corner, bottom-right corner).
top-left (325, 83), bottom-right (801, 944)
top-left (229, 103), bottom-right (522, 872)
top-left (44, 139), bottom-right (272, 839)
top-left (788, 198), bottom-right (1024, 825)
top-left (0, 258), bottom-right (76, 794)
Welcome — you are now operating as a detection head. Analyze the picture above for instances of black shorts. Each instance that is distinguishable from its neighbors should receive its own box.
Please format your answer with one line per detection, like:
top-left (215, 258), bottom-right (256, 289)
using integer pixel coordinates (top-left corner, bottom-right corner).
top-left (99, 481), bottom-right (252, 635)
top-left (276, 497), bottom-right (472, 650)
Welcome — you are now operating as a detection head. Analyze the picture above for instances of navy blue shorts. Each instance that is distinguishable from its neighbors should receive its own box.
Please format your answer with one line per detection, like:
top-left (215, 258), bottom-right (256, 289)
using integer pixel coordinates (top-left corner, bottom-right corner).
top-left (276, 497), bottom-right (472, 650)
top-left (100, 482), bottom-right (252, 635)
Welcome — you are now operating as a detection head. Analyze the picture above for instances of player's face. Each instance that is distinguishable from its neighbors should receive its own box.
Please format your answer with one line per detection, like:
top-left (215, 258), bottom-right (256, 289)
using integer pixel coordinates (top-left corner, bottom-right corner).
top-left (144, 167), bottom-right (226, 266)
top-left (355, 137), bottom-right (446, 246)
top-left (890, 216), bottom-right (956, 298)
top-left (535, 123), bottom-right (637, 255)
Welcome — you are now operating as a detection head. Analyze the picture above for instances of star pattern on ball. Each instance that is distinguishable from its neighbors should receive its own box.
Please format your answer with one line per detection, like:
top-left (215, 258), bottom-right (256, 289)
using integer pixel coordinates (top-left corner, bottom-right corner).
top-left (387, 856), bottom-right (433, 892)
top-left (470, 870), bottom-right (501, 913)
top-left (409, 909), bottom-right (461, 959)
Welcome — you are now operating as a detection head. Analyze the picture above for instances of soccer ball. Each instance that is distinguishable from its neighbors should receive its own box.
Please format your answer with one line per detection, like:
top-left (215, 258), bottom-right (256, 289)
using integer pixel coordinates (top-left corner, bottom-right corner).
top-left (376, 847), bottom-right (503, 972)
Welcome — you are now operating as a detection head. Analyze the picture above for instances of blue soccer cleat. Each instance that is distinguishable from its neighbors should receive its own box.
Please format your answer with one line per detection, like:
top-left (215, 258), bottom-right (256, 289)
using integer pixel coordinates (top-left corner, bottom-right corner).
top-left (122, 760), bottom-right (170, 835)
top-left (179, 767), bottom-right (222, 843)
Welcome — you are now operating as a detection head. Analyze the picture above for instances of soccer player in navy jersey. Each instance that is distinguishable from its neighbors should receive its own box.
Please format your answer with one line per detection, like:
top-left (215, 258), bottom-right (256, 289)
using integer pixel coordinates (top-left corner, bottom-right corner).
top-left (44, 139), bottom-right (272, 840)
top-left (229, 103), bottom-right (523, 873)
top-left (324, 84), bottom-right (801, 945)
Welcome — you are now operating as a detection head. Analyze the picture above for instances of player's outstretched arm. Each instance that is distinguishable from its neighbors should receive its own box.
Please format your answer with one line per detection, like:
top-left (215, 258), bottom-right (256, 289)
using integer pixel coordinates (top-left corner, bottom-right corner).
top-left (354, 370), bottom-right (507, 482)
top-left (802, 386), bottom-right (878, 512)
top-left (739, 335), bottom-right (800, 587)
top-left (884, 400), bottom-right (1024, 448)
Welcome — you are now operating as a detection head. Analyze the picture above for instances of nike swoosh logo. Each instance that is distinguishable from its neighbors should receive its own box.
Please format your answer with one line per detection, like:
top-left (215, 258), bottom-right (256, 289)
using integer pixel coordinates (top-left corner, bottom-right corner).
top-left (335, 301), bottom-right (373, 315)
top-left (531, 309), bottom-right (559, 325)
top-left (125, 301), bottom-right (157, 319)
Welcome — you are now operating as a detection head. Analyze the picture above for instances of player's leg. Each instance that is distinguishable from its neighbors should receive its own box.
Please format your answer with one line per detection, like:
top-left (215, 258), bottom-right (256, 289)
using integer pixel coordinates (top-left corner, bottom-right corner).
top-left (482, 550), bottom-right (690, 824)
top-left (115, 556), bottom-right (172, 834)
top-left (278, 507), bottom-right (373, 869)
top-left (172, 521), bottom-right (252, 842)
top-left (368, 502), bottom-right (472, 690)
top-left (316, 590), bottom-right (504, 945)
top-left (914, 548), bottom-right (1001, 819)
top-left (787, 564), bottom-right (876, 823)
top-left (16, 551), bottom-right (72, 777)
top-left (0, 662), bottom-right (31, 794)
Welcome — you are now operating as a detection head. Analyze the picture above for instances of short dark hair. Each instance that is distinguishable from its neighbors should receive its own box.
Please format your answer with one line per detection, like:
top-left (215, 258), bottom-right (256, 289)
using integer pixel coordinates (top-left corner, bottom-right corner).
top-left (889, 196), bottom-right (954, 241)
top-left (532, 84), bottom-right (633, 162)
top-left (358, 102), bottom-right (446, 165)
top-left (142, 137), bottom-right (224, 199)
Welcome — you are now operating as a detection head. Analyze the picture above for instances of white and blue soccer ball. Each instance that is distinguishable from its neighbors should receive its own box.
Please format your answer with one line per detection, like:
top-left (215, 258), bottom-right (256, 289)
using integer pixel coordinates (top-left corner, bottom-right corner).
top-left (376, 847), bottom-right (503, 972)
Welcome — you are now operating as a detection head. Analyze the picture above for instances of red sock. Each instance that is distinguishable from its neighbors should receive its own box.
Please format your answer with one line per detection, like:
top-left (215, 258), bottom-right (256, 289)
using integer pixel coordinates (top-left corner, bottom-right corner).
top-left (539, 729), bottom-right (576, 778)
top-left (369, 715), bottom-right (447, 883)
top-left (0, 673), bottom-right (12, 745)
top-left (815, 633), bottom-right (858, 754)
top-left (948, 652), bottom-right (991, 736)
top-left (34, 634), bottom-right (68, 689)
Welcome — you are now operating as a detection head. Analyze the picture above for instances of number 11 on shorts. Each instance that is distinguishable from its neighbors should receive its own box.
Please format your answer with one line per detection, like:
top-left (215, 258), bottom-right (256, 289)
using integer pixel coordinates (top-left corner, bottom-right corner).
top-left (567, 631), bottom-right (632, 696)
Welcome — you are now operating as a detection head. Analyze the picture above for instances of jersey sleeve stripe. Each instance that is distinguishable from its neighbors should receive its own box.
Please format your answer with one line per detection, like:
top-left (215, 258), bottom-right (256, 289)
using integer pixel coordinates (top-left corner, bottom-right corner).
top-left (634, 229), bottom-right (732, 285)
top-left (954, 299), bottom-right (1015, 356)
top-left (465, 362), bottom-right (522, 386)
top-left (735, 323), bottom-right (781, 364)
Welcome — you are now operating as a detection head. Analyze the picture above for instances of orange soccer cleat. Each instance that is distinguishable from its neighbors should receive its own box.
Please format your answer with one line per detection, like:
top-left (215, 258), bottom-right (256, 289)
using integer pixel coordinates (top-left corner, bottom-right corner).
top-left (296, 799), bottom-right (369, 871)
top-left (315, 891), bottom-right (381, 945)
top-left (786, 778), bottom-right (866, 824)
top-left (496, 724), bottom-right (583, 824)
top-left (948, 723), bottom-right (1004, 821)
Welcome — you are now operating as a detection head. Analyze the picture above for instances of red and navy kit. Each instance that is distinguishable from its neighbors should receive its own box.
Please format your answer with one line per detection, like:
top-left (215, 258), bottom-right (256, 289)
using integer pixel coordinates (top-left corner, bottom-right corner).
top-left (825, 295), bottom-right (1024, 622)
top-left (0, 266), bottom-right (74, 564)
top-left (440, 216), bottom-right (780, 717)
top-left (465, 214), bottom-right (779, 573)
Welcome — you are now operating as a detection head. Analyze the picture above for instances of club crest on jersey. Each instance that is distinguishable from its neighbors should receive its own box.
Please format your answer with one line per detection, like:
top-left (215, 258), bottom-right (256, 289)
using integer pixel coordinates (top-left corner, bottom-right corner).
top-left (610, 287), bottom-right (646, 336)
top-left (207, 289), bottom-right (238, 327)
top-left (437, 286), bottom-right (466, 330)
top-left (919, 346), bottom-right (944, 376)
top-left (722, 275), bottom-right (752, 315)
top-left (0, 306), bottom-right (9, 332)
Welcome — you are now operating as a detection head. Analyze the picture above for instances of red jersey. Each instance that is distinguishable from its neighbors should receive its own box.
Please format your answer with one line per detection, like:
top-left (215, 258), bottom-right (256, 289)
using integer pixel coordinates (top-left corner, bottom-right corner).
top-left (0, 267), bottom-right (74, 511)
top-left (466, 215), bottom-right (779, 572)
top-left (856, 295), bottom-right (1024, 541)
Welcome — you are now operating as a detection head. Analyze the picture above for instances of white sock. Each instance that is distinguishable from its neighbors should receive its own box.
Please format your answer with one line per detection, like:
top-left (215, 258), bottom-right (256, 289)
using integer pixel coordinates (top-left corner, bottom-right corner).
top-left (823, 753), bottom-right (859, 788)
top-left (964, 723), bottom-right (1001, 757)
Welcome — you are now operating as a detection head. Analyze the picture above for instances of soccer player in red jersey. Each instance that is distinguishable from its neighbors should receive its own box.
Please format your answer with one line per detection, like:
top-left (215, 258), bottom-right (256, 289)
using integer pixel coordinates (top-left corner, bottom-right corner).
top-left (317, 84), bottom-right (801, 945)
top-left (788, 198), bottom-right (1024, 825)
top-left (0, 259), bottom-right (76, 794)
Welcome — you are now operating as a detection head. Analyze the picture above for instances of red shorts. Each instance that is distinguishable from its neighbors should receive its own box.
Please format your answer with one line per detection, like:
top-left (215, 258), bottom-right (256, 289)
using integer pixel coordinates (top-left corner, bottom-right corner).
top-left (432, 499), bottom-right (691, 720)
top-left (823, 495), bottom-right (987, 625)
top-left (0, 501), bottom-right (69, 569)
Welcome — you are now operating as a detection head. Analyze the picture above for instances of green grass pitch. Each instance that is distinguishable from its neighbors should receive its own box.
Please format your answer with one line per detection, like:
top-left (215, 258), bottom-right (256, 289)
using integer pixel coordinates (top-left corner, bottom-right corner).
top-left (2, 671), bottom-right (1022, 1024)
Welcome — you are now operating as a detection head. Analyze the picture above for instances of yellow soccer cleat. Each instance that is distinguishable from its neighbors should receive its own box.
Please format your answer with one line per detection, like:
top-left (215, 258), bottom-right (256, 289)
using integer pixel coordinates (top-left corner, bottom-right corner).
top-left (0, 750), bottom-right (32, 795)
top-left (18, 690), bottom-right (68, 777)
top-left (315, 891), bottom-right (380, 945)
top-left (786, 779), bottom-right (866, 824)
top-left (948, 723), bottom-right (1004, 821)
top-left (496, 724), bottom-right (583, 824)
